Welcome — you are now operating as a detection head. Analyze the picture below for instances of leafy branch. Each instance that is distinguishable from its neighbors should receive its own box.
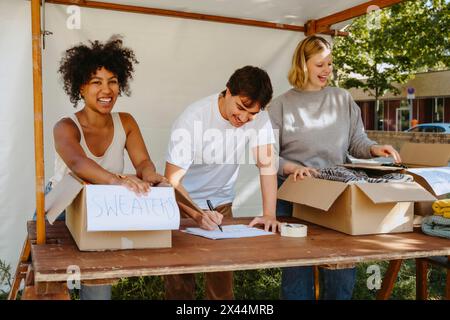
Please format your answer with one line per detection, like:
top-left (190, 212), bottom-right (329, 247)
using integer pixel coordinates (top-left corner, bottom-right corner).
top-left (0, 259), bottom-right (12, 297)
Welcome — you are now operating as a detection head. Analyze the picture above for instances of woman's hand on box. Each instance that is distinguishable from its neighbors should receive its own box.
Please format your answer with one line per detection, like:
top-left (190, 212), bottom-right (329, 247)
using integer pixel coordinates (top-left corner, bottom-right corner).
top-left (142, 170), bottom-right (168, 186)
top-left (283, 162), bottom-right (318, 181)
top-left (113, 174), bottom-right (151, 196)
top-left (370, 144), bottom-right (402, 163)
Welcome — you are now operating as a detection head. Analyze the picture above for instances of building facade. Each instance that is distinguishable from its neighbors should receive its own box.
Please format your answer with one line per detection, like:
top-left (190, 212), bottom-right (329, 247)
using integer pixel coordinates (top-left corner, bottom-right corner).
top-left (349, 70), bottom-right (450, 131)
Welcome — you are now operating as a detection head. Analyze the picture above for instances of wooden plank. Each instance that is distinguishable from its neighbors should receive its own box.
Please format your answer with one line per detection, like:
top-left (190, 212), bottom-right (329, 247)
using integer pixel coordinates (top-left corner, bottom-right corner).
top-left (7, 239), bottom-right (31, 300)
top-left (22, 285), bottom-right (70, 300)
top-left (7, 263), bottom-right (29, 300)
top-left (31, 0), bottom-right (46, 245)
top-left (29, 218), bottom-right (450, 283)
top-left (377, 260), bottom-right (402, 300)
top-left (46, 0), bottom-right (305, 32)
top-left (27, 221), bottom-right (74, 243)
top-left (415, 258), bottom-right (428, 300)
top-left (316, 0), bottom-right (405, 27)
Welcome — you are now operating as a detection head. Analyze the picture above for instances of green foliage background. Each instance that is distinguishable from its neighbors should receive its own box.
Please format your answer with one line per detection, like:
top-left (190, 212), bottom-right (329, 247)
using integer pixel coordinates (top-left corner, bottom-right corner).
top-left (332, 0), bottom-right (449, 100)
top-left (107, 260), bottom-right (446, 300)
top-left (0, 258), bottom-right (447, 300)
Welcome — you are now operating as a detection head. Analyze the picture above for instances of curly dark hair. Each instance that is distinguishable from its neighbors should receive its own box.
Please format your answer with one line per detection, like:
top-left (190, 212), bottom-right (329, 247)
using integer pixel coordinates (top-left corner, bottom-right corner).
top-left (58, 36), bottom-right (139, 107)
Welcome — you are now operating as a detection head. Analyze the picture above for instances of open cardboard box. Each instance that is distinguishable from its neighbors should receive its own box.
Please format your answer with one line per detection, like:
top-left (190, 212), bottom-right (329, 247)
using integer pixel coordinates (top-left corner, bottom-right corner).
top-left (45, 174), bottom-right (178, 251)
top-left (342, 143), bottom-right (450, 218)
top-left (277, 143), bottom-right (449, 235)
top-left (278, 174), bottom-right (436, 235)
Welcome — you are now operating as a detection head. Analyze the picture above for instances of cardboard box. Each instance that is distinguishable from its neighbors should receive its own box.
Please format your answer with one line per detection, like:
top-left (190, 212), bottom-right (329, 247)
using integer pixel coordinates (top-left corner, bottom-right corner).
top-left (400, 143), bottom-right (450, 168)
top-left (277, 175), bottom-right (436, 235)
top-left (400, 143), bottom-right (450, 216)
top-left (45, 174), bottom-right (176, 251)
top-left (342, 143), bottom-right (450, 217)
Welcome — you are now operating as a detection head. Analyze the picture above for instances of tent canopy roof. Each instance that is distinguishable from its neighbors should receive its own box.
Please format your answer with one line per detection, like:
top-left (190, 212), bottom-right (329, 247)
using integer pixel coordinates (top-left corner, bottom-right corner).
top-left (96, 0), bottom-right (368, 26)
top-left (47, 0), bottom-right (404, 35)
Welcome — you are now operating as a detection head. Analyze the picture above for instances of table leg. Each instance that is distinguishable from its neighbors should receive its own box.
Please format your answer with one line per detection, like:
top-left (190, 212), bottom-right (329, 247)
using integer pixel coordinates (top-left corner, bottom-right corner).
top-left (7, 238), bottom-right (31, 300)
top-left (376, 259), bottom-right (403, 300)
top-left (314, 266), bottom-right (320, 300)
top-left (446, 256), bottom-right (450, 300)
top-left (415, 258), bottom-right (428, 300)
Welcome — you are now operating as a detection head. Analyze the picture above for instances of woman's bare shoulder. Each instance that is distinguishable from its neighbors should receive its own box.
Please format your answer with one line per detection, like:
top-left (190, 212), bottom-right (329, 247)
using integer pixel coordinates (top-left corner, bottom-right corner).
top-left (118, 112), bottom-right (140, 132)
top-left (53, 117), bottom-right (80, 139)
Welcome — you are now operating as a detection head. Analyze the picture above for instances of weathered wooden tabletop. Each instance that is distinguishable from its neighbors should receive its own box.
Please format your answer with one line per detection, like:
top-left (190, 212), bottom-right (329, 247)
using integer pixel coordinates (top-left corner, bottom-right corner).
top-left (28, 218), bottom-right (450, 283)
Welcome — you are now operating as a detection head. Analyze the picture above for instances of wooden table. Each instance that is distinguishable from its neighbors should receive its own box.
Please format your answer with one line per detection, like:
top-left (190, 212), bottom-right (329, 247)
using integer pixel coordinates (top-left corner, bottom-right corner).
top-left (27, 218), bottom-right (450, 299)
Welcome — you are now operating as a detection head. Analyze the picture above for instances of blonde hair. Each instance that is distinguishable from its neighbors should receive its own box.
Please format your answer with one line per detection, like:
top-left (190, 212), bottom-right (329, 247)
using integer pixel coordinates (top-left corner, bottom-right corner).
top-left (288, 36), bottom-right (331, 89)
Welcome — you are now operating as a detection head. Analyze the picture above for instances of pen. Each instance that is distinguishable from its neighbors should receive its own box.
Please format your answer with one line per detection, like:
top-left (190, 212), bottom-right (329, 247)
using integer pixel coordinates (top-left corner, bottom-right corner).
top-left (206, 200), bottom-right (223, 232)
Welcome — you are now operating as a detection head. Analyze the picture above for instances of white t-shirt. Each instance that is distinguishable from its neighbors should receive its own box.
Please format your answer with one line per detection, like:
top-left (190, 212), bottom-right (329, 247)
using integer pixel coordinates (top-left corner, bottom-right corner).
top-left (167, 93), bottom-right (275, 209)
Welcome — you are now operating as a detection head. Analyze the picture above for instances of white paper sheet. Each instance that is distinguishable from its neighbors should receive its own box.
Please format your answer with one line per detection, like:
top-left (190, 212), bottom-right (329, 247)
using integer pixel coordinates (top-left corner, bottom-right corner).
top-left (408, 167), bottom-right (450, 196)
top-left (182, 224), bottom-right (274, 240)
top-left (86, 185), bottom-right (180, 231)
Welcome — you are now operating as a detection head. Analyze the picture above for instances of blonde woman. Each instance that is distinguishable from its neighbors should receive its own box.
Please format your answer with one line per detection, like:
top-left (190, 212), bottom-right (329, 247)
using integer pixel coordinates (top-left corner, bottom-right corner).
top-left (268, 36), bottom-right (401, 300)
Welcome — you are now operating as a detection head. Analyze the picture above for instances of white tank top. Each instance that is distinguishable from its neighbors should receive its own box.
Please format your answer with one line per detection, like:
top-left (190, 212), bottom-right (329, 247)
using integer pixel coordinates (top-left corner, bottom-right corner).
top-left (50, 112), bottom-right (126, 186)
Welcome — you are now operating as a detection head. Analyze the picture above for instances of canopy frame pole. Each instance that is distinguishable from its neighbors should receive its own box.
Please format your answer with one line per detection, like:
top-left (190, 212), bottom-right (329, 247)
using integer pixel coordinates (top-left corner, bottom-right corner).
top-left (31, 0), bottom-right (46, 245)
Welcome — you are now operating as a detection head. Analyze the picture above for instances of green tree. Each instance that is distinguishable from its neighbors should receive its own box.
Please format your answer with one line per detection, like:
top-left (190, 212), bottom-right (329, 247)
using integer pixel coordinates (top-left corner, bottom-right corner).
top-left (0, 259), bottom-right (12, 299)
top-left (332, 0), bottom-right (449, 107)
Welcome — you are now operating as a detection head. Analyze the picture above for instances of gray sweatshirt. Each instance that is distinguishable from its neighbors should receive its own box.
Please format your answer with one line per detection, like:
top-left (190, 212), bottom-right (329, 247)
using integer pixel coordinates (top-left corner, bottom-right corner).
top-left (268, 86), bottom-right (376, 177)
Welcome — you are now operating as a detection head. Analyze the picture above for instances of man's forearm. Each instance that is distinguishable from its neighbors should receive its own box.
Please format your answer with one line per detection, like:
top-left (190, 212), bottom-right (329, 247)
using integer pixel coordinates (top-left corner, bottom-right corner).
top-left (260, 174), bottom-right (277, 217)
top-left (136, 159), bottom-right (156, 179)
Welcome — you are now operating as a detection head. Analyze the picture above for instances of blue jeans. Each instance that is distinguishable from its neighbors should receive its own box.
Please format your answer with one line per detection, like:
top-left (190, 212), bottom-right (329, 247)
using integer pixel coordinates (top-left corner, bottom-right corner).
top-left (33, 182), bottom-right (111, 300)
top-left (277, 177), bottom-right (356, 300)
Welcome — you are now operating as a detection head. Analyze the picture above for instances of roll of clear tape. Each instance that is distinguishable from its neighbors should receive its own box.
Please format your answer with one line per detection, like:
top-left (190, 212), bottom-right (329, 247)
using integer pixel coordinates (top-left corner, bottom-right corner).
top-left (280, 223), bottom-right (307, 238)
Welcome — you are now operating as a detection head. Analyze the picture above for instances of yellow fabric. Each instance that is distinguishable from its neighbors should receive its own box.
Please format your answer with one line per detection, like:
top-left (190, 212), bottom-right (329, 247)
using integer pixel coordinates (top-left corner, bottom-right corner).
top-left (433, 207), bottom-right (450, 215)
top-left (432, 199), bottom-right (450, 211)
top-left (434, 211), bottom-right (450, 218)
top-left (432, 199), bottom-right (450, 218)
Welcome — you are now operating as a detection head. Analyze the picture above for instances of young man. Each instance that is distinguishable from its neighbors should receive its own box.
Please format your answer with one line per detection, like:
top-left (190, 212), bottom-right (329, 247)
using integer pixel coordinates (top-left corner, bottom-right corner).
top-left (164, 66), bottom-right (280, 299)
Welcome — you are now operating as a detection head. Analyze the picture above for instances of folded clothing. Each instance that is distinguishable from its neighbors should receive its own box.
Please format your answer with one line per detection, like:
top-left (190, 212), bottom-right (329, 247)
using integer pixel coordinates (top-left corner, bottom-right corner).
top-left (315, 167), bottom-right (414, 184)
top-left (434, 209), bottom-right (450, 219)
top-left (432, 199), bottom-right (450, 217)
top-left (421, 215), bottom-right (450, 239)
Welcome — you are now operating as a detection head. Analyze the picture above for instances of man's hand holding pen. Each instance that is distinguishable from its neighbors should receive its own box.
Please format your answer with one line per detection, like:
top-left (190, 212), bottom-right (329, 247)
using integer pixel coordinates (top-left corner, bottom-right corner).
top-left (207, 200), bottom-right (223, 232)
top-left (197, 199), bottom-right (223, 231)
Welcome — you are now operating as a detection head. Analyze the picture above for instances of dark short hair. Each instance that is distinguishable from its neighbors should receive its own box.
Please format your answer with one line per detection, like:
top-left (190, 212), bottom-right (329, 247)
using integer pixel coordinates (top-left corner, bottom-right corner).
top-left (58, 35), bottom-right (138, 107)
top-left (223, 66), bottom-right (273, 110)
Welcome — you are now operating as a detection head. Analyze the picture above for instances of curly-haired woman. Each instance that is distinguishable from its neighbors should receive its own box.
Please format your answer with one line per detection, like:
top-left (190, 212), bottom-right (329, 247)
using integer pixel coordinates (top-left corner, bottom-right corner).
top-left (48, 36), bottom-right (166, 299)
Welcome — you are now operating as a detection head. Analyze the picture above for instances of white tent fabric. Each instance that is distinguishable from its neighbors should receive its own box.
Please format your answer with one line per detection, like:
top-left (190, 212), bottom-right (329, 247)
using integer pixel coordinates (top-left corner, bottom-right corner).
top-left (0, 0), bottom-right (358, 282)
top-left (92, 0), bottom-right (366, 27)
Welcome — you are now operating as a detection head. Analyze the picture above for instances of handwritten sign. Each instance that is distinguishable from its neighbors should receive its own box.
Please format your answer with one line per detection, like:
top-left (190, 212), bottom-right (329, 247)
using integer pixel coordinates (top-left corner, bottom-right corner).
top-left (86, 185), bottom-right (180, 231)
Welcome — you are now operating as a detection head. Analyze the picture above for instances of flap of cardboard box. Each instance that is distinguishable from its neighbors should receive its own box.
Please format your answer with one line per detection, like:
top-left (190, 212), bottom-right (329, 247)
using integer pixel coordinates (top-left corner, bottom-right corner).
top-left (355, 182), bottom-right (436, 204)
top-left (341, 163), bottom-right (403, 171)
top-left (45, 174), bottom-right (84, 224)
top-left (400, 143), bottom-right (450, 167)
top-left (277, 175), bottom-right (348, 211)
top-left (406, 167), bottom-right (450, 196)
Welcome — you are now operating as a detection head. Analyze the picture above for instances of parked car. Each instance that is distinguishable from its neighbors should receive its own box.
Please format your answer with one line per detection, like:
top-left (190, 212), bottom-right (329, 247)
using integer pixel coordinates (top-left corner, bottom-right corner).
top-left (405, 123), bottom-right (450, 133)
